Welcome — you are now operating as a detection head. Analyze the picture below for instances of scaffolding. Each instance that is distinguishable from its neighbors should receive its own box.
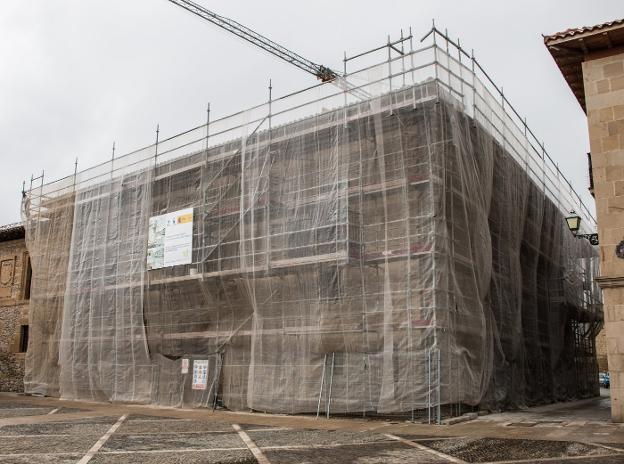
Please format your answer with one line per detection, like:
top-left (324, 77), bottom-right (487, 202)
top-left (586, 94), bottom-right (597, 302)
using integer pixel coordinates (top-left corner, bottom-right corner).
top-left (22, 28), bottom-right (602, 422)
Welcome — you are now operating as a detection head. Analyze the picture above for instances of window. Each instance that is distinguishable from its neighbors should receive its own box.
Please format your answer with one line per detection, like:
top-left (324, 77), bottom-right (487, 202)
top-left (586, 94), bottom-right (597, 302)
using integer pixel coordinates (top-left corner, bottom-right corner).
top-left (22, 253), bottom-right (32, 300)
top-left (19, 325), bottom-right (29, 353)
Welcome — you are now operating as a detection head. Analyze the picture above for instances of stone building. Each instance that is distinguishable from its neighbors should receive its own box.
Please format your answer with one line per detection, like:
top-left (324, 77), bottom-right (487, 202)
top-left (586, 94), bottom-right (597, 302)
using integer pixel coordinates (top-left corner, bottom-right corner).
top-left (0, 223), bottom-right (30, 392)
top-left (20, 32), bottom-right (601, 420)
top-left (545, 18), bottom-right (624, 421)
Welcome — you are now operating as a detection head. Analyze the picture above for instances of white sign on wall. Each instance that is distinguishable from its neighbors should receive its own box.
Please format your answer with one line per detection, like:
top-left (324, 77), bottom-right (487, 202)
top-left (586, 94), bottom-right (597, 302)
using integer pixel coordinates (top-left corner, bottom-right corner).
top-left (147, 208), bottom-right (194, 270)
top-left (181, 358), bottom-right (189, 374)
top-left (192, 360), bottom-right (209, 390)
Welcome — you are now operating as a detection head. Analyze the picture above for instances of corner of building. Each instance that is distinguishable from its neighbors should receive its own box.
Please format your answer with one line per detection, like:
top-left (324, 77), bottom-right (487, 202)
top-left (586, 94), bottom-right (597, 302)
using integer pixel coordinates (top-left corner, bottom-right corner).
top-left (0, 223), bottom-right (31, 393)
top-left (545, 18), bottom-right (624, 422)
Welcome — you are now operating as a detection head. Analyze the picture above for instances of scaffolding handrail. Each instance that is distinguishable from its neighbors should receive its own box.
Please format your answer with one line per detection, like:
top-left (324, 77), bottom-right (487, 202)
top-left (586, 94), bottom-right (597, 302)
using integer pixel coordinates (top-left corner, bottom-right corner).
top-left (419, 26), bottom-right (596, 228)
top-left (25, 29), bottom-right (597, 235)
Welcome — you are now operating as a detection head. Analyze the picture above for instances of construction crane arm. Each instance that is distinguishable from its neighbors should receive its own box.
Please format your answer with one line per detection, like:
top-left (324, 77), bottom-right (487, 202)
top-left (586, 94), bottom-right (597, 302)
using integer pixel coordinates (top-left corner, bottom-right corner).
top-left (167, 0), bottom-right (338, 82)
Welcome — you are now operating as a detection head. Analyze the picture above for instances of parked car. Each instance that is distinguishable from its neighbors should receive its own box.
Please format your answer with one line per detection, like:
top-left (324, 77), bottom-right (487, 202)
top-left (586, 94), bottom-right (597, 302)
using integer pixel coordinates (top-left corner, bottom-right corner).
top-left (599, 372), bottom-right (610, 389)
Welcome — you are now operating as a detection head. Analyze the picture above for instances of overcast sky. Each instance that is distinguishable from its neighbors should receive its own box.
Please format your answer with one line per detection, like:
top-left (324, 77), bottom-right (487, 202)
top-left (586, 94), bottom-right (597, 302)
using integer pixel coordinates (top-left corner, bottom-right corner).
top-left (1, 1), bottom-right (622, 225)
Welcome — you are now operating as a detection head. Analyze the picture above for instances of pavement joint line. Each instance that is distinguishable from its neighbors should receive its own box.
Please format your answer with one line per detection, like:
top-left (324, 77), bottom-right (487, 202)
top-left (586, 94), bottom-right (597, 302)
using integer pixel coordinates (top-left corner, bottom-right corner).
top-left (233, 423), bottom-right (271, 464)
top-left (101, 447), bottom-right (249, 454)
top-left (0, 433), bottom-right (81, 438)
top-left (261, 440), bottom-right (398, 450)
top-left (0, 452), bottom-right (77, 458)
top-left (0, 419), bottom-right (118, 427)
top-left (112, 427), bottom-right (291, 436)
top-left (384, 433), bottom-right (467, 463)
top-left (239, 427), bottom-right (292, 432)
top-left (0, 407), bottom-right (51, 411)
top-left (125, 418), bottom-right (194, 422)
top-left (581, 441), bottom-right (624, 453)
top-left (0, 412), bottom-right (118, 422)
top-left (77, 414), bottom-right (127, 464)
top-left (115, 430), bottom-right (238, 435)
top-left (396, 436), bottom-right (465, 442)
top-left (47, 408), bottom-right (60, 415)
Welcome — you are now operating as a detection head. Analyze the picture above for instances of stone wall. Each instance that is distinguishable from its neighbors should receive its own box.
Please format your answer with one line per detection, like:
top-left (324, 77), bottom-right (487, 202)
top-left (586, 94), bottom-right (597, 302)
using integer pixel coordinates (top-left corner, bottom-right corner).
top-left (583, 50), bottom-right (624, 421)
top-left (596, 329), bottom-right (609, 372)
top-left (0, 237), bottom-right (29, 392)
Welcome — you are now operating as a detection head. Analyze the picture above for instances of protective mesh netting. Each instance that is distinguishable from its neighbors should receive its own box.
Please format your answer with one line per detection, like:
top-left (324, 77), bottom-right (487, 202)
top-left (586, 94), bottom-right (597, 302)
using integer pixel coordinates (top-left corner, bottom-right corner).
top-left (21, 41), bottom-right (602, 419)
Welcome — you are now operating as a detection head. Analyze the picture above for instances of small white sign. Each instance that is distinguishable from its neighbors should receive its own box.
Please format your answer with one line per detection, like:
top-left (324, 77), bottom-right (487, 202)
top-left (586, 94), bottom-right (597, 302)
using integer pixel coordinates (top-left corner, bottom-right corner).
top-left (147, 208), bottom-right (194, 270)
top-left (192, 360), bottom-right (209, 390)
top-left (181, 358), bottom-right (189, 374)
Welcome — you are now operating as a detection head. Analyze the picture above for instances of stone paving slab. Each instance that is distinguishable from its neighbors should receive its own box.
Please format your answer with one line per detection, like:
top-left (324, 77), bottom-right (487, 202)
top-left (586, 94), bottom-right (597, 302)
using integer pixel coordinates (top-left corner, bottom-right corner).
top-left (117, 418), bottom-right (236, 434)
top-left (247, 429), bottom-right (390, 448)
top-left (0, 454), bottom-right (82, 464)
top-left (0, 408), bottom-right (55, 419)
top-left (264, 442), bottom-right (449, 464)
top-left (0, 403), bottom-right (52, 410)
top-left (102, 431), bottom-right (246, 452)
top-left (418, 437), bottom-right (616, 463)
top-left (0, 434), bottom-right (101, 454)
top-left (91, 450), bottom-right (256, 464)
top-left (0, 420), bottom-right (113, 436)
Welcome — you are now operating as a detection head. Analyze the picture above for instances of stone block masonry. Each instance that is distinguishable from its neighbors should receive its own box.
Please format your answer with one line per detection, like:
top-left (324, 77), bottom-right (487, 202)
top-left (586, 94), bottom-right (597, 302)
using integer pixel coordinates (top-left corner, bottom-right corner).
top-left (584, 50), bottom-right (624, 421)
top-left (0, 227), bottom-right (30, 392)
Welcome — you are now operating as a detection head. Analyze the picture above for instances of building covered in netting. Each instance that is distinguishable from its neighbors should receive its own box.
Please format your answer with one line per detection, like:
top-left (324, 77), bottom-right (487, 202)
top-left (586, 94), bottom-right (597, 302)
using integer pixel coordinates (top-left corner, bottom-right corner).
top-left (21, 31), bottom-right (602, 422)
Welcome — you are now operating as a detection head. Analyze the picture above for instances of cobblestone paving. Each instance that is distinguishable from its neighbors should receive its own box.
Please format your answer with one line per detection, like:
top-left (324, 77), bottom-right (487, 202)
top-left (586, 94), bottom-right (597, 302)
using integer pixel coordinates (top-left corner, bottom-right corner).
top-left (0, 393), bottom-right (622, 463)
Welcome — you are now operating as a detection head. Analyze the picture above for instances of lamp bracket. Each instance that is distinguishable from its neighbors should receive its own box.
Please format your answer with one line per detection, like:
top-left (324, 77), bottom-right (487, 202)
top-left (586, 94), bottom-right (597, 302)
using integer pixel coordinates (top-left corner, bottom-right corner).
top-left (577, 233), bottom-right (599, 246)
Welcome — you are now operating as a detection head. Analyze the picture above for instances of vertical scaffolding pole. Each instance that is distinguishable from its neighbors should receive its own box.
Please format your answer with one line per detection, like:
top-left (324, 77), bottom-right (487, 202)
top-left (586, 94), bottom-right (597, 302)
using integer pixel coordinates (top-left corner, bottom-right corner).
top-left (457, 38), bottom-right (465, 109)
top-left (213, 352), bottom-right (223, 411)
top-left (111, 142), bottom-right (116, 179)
top-left (410, 27), bottom-right (417, 109)
top-left (35, 171), bottom-right (44, 259)
top-left (400, 29), bottom-right (406, 88)
top-left (155, 124), bottom-right (160, 163)
top-left (202, 103), bottom-right (211, 278)
top-left (316, 353), bottom-right (327, 419)
top-left (427, 348), bottom-right (431, 424)
top-left (432, 21), bottom-right (440, 101)
top-left (343, 51), bottom-right (348, 128)
top-left (267, 80), bottom-right (272, 270)
top-left (387, 35), bottom-right (393, 113)
top-left (326, 352), bottom-right (335, 419)
top-left (471, 49), bottom-right (476, 119)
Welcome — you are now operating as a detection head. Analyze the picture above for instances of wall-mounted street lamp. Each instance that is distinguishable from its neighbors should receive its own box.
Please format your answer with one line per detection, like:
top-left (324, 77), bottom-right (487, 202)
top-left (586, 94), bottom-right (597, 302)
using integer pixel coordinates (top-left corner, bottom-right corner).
top-left (565, 212), bottom-right (599, 245)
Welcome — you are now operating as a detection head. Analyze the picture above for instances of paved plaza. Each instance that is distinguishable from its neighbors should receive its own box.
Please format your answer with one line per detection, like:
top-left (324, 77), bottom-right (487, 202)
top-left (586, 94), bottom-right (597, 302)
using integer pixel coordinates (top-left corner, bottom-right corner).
top-left (0, 392), bottom-right (622, 463)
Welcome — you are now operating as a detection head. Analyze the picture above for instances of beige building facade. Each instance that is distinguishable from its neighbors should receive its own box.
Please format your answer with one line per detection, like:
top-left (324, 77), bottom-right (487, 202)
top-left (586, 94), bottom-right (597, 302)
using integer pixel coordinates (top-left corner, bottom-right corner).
top-left (546, 19), bottom-right (624, 421)
top-left (0, 223), bottom-right (30, 392)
